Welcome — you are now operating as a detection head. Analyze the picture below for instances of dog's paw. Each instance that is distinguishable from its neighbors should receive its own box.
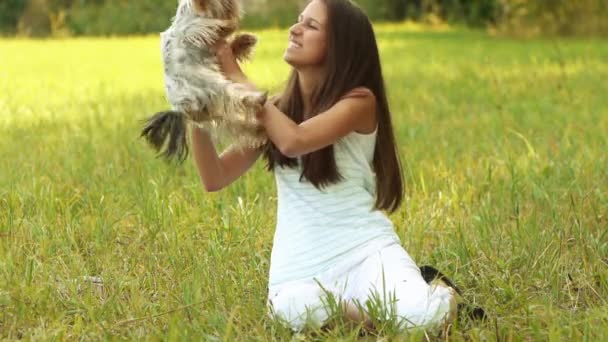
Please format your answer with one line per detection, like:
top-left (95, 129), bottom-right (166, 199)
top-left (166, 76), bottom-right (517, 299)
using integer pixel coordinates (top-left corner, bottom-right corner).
top-left (255, 91), bottom-right (268, 107)
top-left (242, 91), bottom-right (268, 111)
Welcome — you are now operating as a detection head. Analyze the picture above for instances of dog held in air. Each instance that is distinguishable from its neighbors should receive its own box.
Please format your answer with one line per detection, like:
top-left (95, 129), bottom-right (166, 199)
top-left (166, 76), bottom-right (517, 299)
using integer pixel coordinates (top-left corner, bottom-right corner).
top-left (141, 0), bottom-right (268, 162)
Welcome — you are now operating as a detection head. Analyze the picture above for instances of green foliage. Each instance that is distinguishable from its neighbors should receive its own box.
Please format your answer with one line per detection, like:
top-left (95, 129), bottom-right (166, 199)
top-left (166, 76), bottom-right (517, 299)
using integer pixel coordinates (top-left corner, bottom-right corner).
top-left (1, 25), bottom-right (607, 339)
top-left (358, 0), bottom-right (500, 26)
top-left (241, 1), bottom-right (302, 29)
top-left (0, 0), bottom-right (27, 34)
top-left (1, 0), bottom-right (607, 37)
top-left (438, 0), bottom-right (501, 26)
top-left (67, 0), bottom-right (176, 36)
top-left (498, 0), bottom-right (608, 37)
top-left (356, 0), bottom-right (410, 21)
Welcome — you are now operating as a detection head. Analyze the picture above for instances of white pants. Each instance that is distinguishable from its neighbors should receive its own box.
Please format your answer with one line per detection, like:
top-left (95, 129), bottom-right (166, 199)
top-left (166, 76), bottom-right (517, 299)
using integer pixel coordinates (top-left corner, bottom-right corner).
top-left (267, 243), bottom-right (454, 332)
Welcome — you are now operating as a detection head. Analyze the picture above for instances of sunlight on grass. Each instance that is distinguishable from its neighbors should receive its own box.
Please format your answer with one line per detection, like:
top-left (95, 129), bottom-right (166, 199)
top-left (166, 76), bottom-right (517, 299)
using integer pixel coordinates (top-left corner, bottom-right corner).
top-left (1, 23), bottom-right (607, 340)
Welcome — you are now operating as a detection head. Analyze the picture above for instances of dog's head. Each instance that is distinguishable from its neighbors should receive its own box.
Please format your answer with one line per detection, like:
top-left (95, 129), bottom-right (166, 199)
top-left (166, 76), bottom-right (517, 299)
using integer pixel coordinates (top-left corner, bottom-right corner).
top-left (176, 0), bottom-right (241, 20)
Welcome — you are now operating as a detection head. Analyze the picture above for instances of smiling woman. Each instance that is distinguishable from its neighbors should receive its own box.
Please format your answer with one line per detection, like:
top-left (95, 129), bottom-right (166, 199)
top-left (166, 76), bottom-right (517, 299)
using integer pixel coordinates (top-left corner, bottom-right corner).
top-left (191, 0), bottom-right (465, 334)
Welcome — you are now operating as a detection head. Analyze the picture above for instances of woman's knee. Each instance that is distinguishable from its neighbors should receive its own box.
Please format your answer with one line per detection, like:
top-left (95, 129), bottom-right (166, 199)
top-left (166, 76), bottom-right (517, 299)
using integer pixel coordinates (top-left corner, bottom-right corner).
top-left (392, 284), bottom-right (455, 329)
top-left (267, 282), bottom-right (331, 331)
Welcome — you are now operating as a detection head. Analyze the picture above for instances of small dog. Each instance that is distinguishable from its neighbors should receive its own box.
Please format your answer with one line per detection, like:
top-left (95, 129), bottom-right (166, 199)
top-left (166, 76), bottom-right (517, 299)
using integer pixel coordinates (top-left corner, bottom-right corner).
top-left (141, 0), bottom-right (268, 162)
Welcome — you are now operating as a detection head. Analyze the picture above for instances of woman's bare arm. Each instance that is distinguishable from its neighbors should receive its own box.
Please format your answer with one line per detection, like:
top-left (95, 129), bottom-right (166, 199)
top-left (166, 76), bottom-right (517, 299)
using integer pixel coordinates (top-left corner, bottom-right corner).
top-left (189, 41), bottom-right (267, 192)
top-left (191, 127), bottom-right (262, 192)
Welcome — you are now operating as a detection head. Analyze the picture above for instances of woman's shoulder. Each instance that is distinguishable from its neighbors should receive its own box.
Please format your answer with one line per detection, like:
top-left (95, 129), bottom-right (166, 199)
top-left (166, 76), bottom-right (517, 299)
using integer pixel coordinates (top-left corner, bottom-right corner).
top-left (340, 87), bottom-right (375, 101)
top-left (338, 87), bottom-right (377, 134)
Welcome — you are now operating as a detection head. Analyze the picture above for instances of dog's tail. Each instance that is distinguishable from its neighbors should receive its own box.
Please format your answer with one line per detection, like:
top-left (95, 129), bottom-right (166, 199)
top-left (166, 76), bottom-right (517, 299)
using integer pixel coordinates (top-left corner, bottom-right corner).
top-left (140, 111), bottom-right (189, 163)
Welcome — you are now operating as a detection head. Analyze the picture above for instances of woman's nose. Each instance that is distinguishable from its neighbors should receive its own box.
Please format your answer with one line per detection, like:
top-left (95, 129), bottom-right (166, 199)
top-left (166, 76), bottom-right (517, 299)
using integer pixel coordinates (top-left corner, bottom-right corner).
top-left (289, 23), bottom-right (302, 36)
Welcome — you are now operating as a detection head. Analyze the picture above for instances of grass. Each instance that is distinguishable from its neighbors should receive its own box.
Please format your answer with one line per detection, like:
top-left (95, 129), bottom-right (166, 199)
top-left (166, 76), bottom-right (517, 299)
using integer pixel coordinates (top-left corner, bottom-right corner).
top-left (1, 24), bottom-right (607, 340)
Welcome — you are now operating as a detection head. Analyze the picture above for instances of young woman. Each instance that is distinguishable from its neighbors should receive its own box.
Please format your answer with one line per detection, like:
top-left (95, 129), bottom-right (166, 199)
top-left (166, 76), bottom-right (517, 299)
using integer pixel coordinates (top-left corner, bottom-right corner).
top-left (193, 0), bottom-right (458, 332)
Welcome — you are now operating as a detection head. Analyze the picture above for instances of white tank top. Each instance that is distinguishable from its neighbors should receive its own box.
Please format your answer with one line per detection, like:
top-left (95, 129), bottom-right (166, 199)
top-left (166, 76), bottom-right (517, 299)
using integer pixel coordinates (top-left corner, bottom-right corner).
top-left (269, 126), bottom-right (401, 287)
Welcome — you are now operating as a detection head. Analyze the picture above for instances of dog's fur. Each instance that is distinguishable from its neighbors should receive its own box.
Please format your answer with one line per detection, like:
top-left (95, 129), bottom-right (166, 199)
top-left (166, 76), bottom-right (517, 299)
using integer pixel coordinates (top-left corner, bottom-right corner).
top-left (141, 0), bottom-right (268, 162)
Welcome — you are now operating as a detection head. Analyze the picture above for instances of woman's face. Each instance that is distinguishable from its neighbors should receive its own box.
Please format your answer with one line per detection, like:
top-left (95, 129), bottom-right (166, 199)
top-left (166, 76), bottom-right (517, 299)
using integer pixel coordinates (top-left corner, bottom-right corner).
top-left (284, 0), bottom-right (328, 69)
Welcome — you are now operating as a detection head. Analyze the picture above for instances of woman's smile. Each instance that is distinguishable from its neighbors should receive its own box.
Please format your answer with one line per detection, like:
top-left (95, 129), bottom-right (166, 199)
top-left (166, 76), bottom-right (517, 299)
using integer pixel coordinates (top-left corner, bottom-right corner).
top-left (287, 37), bottom-right (302, 50)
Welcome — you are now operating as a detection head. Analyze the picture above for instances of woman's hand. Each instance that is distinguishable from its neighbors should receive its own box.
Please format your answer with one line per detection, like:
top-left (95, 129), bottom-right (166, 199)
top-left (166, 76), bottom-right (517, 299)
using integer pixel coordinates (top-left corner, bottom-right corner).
top-left (214, 40), bottom-right (246, 83)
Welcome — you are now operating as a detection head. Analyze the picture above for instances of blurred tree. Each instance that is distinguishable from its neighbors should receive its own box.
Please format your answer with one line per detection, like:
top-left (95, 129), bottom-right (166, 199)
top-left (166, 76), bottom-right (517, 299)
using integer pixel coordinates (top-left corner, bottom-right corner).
top-left (438, 0), bottom-right (500, 26)
top-left (18, 0), bottom-right (52, 37)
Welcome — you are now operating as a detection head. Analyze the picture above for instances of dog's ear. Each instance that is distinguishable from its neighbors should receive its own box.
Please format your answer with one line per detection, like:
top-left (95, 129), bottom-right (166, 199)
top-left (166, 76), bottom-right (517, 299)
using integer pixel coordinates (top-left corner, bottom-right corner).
top-left (230, 33), bottom-right (257, 61)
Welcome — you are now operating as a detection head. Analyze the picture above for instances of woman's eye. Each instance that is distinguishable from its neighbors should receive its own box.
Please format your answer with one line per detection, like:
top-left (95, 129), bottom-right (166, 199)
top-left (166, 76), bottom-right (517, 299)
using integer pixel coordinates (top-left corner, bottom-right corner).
top-left (295, 16), bottom-right (317, 29)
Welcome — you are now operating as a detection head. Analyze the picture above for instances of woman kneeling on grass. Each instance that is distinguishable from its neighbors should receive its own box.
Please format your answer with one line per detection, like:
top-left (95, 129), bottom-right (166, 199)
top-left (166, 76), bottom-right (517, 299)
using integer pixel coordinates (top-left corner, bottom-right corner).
top-left (193, 0), bottom-right (466, 333)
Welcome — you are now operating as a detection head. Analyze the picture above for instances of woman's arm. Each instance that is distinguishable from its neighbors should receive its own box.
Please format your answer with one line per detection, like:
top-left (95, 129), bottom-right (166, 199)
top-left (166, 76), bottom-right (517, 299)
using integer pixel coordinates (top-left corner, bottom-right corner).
top-left (214, 41), bottom-right (376, 159)
top-left (191, 127), bottom-right (262, 192)
top-left (256, 94), bottom-right (375, 158)
top-left (189, 41), bottom-right (265, 192)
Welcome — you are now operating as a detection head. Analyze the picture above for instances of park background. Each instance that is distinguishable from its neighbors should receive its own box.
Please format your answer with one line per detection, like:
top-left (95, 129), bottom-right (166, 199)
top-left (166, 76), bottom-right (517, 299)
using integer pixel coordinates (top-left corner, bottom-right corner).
top-left (2, 0), bottom-right (608, 37)
top-left (1, 0), bottom-right (607, 340)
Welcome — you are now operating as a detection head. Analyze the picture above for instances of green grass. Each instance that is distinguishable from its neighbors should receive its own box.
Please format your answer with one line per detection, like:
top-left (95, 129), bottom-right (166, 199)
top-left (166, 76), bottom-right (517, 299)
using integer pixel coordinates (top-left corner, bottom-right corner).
top-left (1, 24), bottom-right (607, 340)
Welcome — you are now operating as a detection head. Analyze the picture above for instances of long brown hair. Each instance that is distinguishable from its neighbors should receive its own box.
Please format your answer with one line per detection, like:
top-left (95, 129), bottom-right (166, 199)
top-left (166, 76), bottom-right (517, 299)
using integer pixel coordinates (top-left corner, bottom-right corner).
top-left (264, 0), bottom-right (404, 212)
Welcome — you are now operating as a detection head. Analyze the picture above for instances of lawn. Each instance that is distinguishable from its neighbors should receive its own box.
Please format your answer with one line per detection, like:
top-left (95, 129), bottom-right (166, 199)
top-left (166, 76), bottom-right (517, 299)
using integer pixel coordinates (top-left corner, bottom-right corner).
top-left (1, 24), bottom-right (607, 340)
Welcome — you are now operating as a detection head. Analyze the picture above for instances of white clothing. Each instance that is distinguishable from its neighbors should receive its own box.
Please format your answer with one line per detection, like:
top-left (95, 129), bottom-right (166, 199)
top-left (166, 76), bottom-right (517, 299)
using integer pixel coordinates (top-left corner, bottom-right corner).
top-left (267, 118), bottom-right (454, 331)
top-left (269, 128), bottom-right (400, 287)
top-left (268, 242), bottom-right (454, 332)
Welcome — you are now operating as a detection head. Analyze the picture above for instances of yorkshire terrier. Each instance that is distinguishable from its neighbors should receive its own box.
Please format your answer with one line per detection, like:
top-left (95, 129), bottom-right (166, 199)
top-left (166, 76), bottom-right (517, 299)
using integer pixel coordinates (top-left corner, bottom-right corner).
top-left (141, 0), bottom-right (268, 162)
